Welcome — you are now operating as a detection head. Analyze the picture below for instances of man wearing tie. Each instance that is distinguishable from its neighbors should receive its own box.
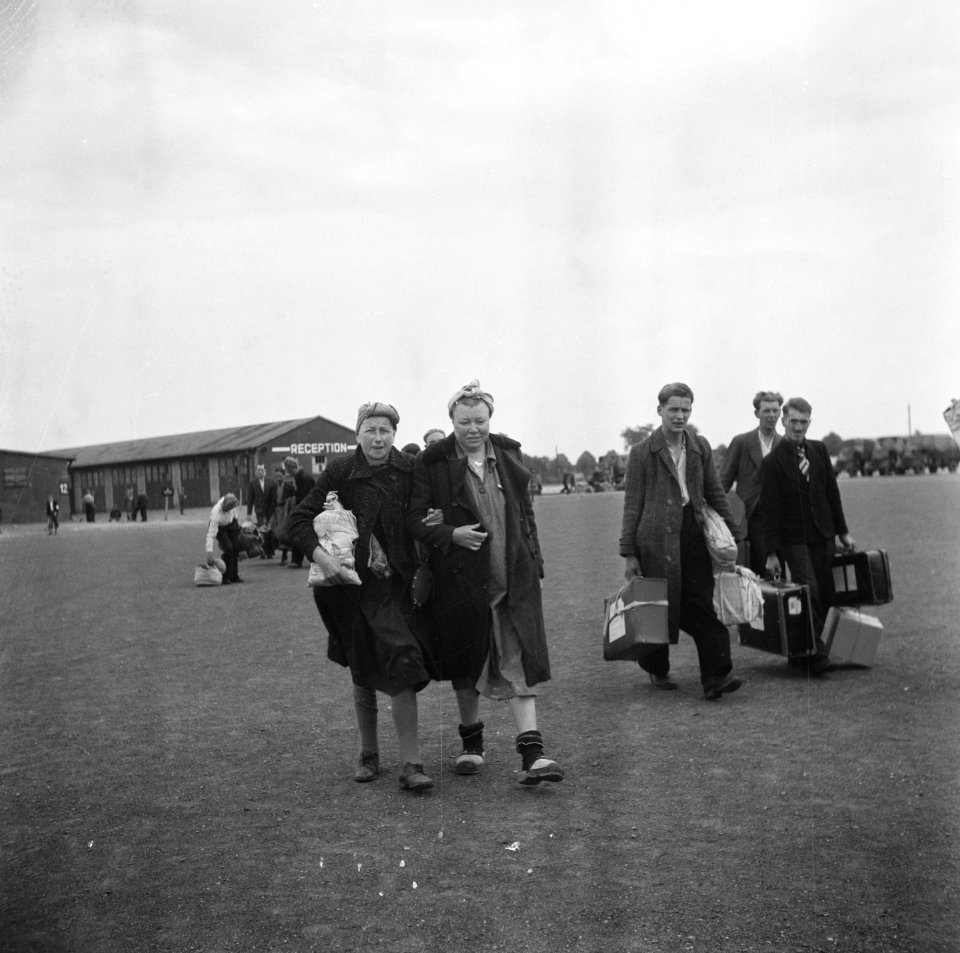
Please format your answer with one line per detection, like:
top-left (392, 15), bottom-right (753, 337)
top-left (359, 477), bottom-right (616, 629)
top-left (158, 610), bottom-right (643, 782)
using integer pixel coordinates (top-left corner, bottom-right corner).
top-left (759, 397), bottom-right (856, 674)
top-left (720, 390), bottom-right (783, 575)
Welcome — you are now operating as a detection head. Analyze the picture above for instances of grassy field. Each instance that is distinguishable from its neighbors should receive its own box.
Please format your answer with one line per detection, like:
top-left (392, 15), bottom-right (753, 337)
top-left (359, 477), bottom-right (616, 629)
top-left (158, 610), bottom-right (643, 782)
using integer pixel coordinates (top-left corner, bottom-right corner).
top-left (2, 474), bottom-right (959, 952)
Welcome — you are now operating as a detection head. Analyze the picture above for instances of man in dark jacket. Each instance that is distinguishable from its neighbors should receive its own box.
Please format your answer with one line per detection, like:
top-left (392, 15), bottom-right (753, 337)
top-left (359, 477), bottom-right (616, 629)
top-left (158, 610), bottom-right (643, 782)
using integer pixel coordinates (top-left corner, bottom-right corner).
top-left (720, 390), bottom-right (783, 575)
top-left (246, 464), bottom-right (278, 557)
top-left (281, 455), bottom-right (315, 567)
top-left (619, 381), bottom-right (744, 701)
top-left (759, 396), bottom-right (856, 674)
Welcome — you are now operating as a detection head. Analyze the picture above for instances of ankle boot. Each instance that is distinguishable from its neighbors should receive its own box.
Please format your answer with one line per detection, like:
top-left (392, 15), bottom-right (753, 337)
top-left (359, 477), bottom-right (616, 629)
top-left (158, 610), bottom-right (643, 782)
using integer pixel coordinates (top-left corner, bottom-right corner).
top-left (455, 721), bottom-right (485, 775)
top-left (516, 730), bottom-right (564, 786)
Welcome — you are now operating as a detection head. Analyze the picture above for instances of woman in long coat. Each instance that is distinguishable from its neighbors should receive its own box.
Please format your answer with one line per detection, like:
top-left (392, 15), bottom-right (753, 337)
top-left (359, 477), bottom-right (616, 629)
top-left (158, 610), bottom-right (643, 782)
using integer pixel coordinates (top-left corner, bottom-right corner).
top-left (407, 380), bottom-right (563, 786)
top-left (619, 381), bottom-right (743, 700)
top-left (286, 402), bottom-right (436, 791)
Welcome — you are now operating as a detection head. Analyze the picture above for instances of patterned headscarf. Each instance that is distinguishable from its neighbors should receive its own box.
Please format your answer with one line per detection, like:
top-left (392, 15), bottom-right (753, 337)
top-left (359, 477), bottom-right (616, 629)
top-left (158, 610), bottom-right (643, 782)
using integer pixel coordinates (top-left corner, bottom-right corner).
top-left (447, 380), bottom-right (494, 418)
top-left (356, 401), bottom-right (400, 433)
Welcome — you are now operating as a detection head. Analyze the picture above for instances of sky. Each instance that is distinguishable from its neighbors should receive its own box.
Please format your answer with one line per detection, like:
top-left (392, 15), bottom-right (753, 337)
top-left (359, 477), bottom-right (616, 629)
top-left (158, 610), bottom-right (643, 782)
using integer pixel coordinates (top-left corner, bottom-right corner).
top-left (1, 0), bottom-right (958, 462)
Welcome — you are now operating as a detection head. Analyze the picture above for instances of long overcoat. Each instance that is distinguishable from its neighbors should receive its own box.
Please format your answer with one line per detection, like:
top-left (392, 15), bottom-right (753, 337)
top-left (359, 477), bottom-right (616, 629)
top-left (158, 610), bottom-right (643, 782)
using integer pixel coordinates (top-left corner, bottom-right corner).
top-left (285, 447), bottom-right (428, 675)
top-left (619, 428), bottom-right (739, 642)
top-left (406, 433), bottom-right (550, 686)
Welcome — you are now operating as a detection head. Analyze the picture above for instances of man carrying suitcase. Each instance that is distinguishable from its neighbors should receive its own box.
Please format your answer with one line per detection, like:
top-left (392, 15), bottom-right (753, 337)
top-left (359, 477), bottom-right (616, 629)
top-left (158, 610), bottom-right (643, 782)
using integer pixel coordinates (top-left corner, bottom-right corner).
top-left (759, 397), bottom-right (856, 675)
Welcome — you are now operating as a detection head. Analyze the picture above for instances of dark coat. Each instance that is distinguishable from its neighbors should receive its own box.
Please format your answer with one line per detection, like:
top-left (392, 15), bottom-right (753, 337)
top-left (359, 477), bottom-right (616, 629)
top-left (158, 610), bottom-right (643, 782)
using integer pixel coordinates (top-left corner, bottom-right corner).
top-left (246, 477), bottom-right (277, 522)
top-left (720, 429), bottom-right (781, 519)
top-left (759, 438), bottom-right (848, 554)
top-left (406, 433), bottom-right (550, 686)
top-left (619, 428), bottom-right (739, 642)
top-left (285, 448), bottom-right (426, 673)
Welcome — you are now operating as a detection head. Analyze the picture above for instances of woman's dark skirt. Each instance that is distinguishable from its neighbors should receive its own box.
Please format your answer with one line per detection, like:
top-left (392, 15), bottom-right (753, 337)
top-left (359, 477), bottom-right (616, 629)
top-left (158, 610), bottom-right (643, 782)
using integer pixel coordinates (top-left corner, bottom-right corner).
top-left (313, 573), bottom-right (436, 696)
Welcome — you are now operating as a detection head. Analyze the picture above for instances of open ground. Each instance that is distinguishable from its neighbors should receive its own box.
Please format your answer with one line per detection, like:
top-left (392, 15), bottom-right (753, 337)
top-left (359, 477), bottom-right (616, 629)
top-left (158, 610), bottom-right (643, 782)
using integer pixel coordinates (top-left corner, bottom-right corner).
top-left (2, 475), bottom-right (959, 953)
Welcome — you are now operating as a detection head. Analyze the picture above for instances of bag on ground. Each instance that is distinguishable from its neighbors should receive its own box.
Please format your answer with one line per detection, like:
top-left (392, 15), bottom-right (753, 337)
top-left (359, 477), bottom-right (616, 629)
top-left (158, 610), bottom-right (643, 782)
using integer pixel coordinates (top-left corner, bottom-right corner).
top-left (194, 562), bottom-right (224, 586)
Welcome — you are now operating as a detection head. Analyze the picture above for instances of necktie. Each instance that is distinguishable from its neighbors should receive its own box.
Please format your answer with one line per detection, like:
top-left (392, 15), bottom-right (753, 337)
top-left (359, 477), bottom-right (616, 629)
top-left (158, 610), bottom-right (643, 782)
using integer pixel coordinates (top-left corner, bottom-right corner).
top-left (797, 445), bottom-right (810, 481)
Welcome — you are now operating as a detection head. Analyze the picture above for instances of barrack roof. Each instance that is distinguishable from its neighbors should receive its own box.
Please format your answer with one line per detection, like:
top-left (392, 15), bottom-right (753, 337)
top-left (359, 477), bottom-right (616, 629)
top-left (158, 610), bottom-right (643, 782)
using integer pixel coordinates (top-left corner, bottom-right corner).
top-left (49, 417), bottom-right (349, 467)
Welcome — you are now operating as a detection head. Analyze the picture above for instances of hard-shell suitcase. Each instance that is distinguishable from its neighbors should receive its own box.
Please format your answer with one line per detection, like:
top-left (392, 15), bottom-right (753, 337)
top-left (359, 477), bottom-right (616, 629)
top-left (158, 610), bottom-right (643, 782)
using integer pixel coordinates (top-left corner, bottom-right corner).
top-left (738, 579), bottom-right (816, 658)
top-left (831, 550), bottom-right (892, 607)
top-left (824, 607), bottom-right (883, 666)
top-left (603, 577), bottom-right (670, 662)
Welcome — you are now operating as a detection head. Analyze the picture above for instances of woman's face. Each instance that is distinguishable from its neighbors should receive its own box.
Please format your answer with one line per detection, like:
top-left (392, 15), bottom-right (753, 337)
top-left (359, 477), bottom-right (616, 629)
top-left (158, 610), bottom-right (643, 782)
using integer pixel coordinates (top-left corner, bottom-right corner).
top-left (357, 416), bottom-right (396, 465)
top-left (451, 400), bottom-right (490, 453)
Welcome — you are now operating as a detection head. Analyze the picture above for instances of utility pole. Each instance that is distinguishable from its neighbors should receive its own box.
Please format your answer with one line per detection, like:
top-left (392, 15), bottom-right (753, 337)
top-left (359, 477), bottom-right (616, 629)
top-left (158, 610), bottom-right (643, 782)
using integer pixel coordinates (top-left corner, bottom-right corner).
top-left (908, 404), bottom-right (912, 436)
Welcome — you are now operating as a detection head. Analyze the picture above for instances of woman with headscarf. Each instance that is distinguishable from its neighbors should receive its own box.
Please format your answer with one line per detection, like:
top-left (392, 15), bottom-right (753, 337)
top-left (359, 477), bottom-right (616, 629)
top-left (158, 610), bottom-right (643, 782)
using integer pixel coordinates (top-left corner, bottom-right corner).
top-left (285, 401), bottom-right (437, 792)
top-left (407, 380), bottom-right (564, 786)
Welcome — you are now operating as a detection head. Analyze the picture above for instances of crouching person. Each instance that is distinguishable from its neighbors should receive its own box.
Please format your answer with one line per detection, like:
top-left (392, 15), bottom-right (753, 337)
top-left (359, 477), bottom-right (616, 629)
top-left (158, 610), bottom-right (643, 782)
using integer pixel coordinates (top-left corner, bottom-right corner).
top-left (205, 493), bottom-right (242, 584)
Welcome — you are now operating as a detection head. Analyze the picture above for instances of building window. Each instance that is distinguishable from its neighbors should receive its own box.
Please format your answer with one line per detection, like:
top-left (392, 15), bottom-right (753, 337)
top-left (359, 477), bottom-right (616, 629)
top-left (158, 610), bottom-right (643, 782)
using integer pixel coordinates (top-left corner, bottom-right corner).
top-left (112, 466), bottom-right (136, 486)
top-left (3, 467), bottom-right (28, 487)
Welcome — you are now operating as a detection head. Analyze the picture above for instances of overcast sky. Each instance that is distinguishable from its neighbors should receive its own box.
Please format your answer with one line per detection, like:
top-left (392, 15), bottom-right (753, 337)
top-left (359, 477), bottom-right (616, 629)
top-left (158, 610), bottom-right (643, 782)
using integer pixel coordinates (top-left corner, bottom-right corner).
top-left (1, 0), bottom-right (958, 462)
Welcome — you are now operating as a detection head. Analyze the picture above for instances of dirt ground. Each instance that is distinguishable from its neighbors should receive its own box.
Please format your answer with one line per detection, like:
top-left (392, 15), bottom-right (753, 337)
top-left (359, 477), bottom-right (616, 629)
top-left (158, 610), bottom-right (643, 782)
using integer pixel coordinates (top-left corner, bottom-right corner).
top-left (2, 475), bottom-right (959, 952)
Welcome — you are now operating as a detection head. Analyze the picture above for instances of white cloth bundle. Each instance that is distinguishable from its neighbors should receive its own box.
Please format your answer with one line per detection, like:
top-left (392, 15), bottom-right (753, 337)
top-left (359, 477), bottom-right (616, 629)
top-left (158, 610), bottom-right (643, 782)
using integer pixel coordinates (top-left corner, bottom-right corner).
top-left (308, 492), bottom-right (362, 587)
top-left (713, 565), bottom-right (763, 626)
top-left (699, 503), bottom-right (738, 570)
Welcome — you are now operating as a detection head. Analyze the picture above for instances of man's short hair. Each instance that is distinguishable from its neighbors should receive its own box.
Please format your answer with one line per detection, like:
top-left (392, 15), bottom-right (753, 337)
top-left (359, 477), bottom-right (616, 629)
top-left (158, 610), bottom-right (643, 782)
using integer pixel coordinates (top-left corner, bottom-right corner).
top-left (657, 382), bottom-right (694, 406)
top-left (783, 397), bottom-right (812, 416)
top-left (753, 391), bottom-right (784, 411)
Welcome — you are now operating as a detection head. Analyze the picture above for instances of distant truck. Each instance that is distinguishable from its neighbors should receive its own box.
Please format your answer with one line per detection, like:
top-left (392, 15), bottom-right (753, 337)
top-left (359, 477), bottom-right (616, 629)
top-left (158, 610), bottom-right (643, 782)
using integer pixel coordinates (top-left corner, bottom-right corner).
top-left (834, 435), bottom-right (959, 476)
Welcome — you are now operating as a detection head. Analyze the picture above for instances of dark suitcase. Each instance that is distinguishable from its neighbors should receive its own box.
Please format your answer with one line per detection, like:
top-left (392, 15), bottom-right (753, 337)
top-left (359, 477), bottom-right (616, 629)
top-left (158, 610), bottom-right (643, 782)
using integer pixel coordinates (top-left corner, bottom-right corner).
top-left (831, 550), bottom-right (892, 607)
top-left (738, 579), bottom-right (816, 658)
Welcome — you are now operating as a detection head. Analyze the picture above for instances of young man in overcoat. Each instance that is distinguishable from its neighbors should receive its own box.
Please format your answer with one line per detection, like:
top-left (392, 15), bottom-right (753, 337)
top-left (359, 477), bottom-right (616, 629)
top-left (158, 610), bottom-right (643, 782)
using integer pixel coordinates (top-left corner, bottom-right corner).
top-left (619, 382), bottom-right (744, 700)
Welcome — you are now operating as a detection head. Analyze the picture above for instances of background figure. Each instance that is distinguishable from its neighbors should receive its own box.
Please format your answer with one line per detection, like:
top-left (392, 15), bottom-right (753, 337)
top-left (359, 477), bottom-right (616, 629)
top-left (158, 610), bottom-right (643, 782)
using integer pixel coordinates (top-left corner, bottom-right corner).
top-left (760, 397), bottom-right (856, 675)
top-left (205, 493), bottom-right (243, 584)
top-left (46, 496), bottom-right (60, 535)
top-left (179, 489), bottom-right (187, 514)
top-left (720, 390), bottom-right (783, 576)
top-left (246, 464), bottom-right (278, 557)
top-left (125, 486), bottom-right (134, 520)
top-left (422, 428), bottom-right (445, 448)
top-left (82, 490), bottom-right (96, 522)
top-left (285, 401), bottom-right (435, 792)
top-left (133, 490), bottom-right (148, 522)
top-left (401, 443), bottom-right (421, 455)
top-left (280, 456), bottom-right (315, 568)
top-left (619, 381), bottom-right (743, 701)
top-left (408, 379), bottom-right (563, 786)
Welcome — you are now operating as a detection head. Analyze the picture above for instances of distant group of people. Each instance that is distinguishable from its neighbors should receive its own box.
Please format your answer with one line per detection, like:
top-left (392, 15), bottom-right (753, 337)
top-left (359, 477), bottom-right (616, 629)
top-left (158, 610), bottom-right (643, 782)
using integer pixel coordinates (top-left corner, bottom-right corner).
top-left (620, 384), bottom-right (856, 699)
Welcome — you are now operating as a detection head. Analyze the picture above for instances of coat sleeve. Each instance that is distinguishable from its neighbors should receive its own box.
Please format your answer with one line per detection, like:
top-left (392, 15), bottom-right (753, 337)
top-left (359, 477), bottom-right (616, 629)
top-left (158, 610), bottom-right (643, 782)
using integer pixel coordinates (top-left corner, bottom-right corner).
top-left (759, 455), bottom-right (781, 556)
top-left (619, 444), bottom-right (646, 558)
top-left (406, 455), bottom-right (456, 552)
top-left (513, 447), bottom-right (544, 576)
top-left (285, 466), bottom-right (340, 559)
top-left (719, 434), bottom-right (741, 492)
top-left (701, 437), bottom-right (743, 541)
